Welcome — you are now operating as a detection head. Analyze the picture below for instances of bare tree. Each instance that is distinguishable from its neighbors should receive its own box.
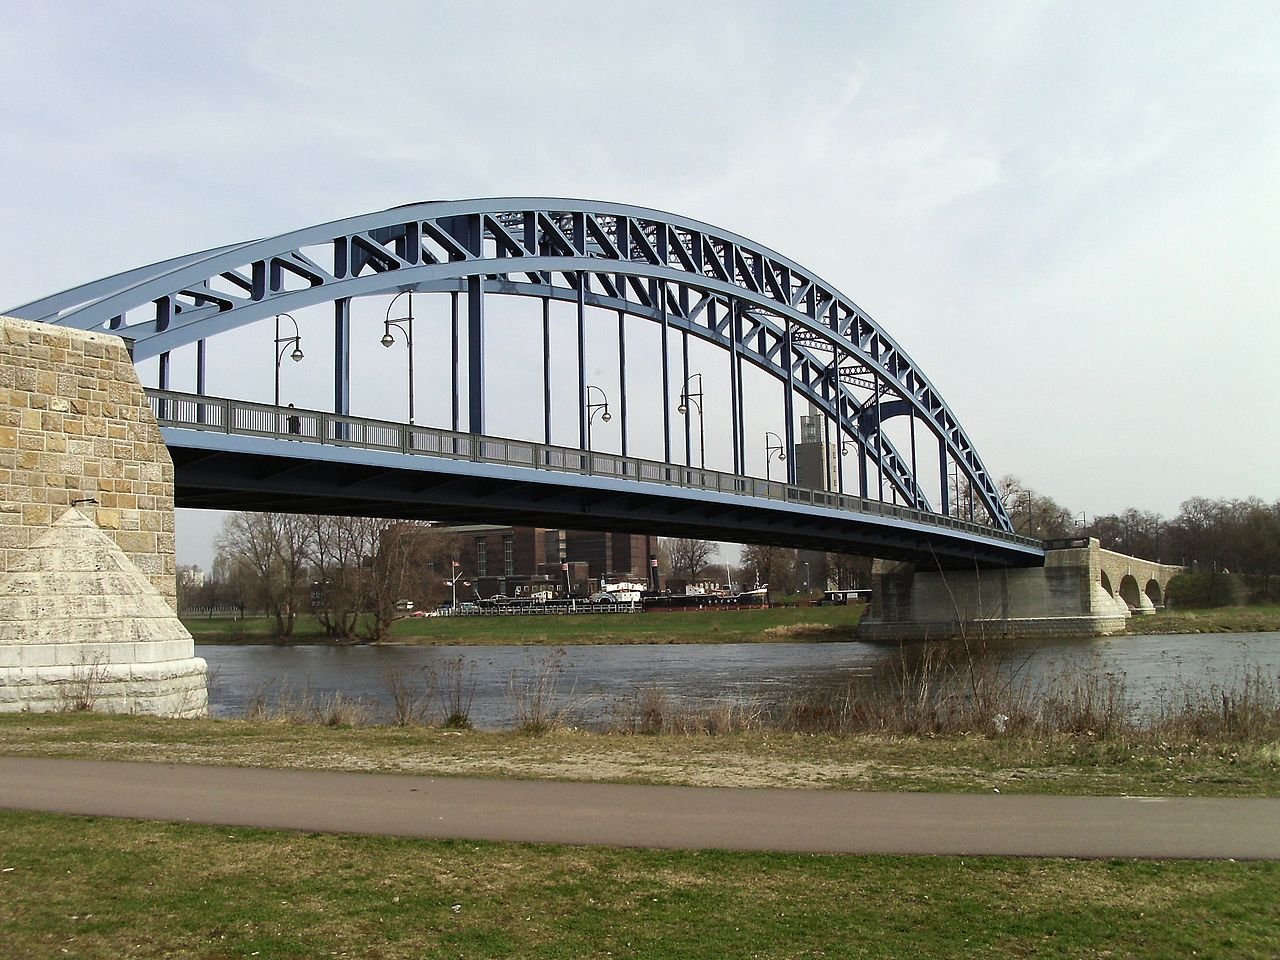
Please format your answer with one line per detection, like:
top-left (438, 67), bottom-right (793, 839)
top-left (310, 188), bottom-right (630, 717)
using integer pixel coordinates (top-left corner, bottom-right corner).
top-left (214, 512), bottom-right (311, 638)
top-left (740, 543), bottom-right (793, 597)
top-left (825, 552), bottom-right (872, 590)
top-left (664, 537), bottom-right (718, 584)
top-left (306, 515), bottom-right (383, 641)
top-left (362, 522), bottom-right (458, 642)
top-left (998, 475), bottom-right (1077, 539)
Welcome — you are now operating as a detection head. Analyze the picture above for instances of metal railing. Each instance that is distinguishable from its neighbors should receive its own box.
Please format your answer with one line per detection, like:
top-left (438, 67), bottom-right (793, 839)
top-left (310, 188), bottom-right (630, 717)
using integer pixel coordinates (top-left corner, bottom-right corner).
top-left (146, 389), bottom-right (1042, 550)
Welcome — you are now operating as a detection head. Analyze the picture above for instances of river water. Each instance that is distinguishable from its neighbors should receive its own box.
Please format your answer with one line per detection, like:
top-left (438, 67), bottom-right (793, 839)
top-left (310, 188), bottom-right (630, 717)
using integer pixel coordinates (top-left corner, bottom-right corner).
top-left (200, 632), bottom-right (1280, 730)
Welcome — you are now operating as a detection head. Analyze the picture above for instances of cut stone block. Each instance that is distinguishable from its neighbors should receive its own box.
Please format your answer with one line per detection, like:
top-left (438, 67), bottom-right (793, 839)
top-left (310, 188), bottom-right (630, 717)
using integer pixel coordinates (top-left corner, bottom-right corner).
top-left (0, 508), bottom-right (207, 716)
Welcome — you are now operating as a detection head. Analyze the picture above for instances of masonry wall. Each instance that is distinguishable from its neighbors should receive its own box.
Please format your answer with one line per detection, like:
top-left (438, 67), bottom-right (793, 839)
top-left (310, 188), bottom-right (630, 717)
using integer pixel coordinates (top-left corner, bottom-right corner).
top-left (863, 541), bottom-right (1136, 640)
top-left (0, 315), bottom-right (176, 608)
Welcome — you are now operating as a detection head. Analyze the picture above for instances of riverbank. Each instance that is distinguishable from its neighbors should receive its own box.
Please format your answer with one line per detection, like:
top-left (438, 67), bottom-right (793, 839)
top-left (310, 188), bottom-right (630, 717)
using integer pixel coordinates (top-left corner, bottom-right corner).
top-left (181, 604), bottom-right (1280, 646)
top-left (182, 605), bottom-right (864, 645)
top-left (1127, 605), bottom-right (1280, 635)
top-left (3, 713), bottom-right (1278, 798)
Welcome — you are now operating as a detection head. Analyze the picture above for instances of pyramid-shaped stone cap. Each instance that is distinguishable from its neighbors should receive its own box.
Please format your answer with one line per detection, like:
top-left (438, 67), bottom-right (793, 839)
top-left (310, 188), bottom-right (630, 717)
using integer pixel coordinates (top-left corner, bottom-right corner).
top-left (0, 508), bottom-right (194, 653)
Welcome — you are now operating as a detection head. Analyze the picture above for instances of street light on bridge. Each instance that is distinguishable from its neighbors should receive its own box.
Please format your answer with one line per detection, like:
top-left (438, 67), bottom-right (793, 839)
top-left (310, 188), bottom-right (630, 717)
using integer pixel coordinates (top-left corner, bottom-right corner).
top-left (273, 313), bottom-right (304, 411)
top-left (382, 291), bottom-right (416, 424)
top-left (585, 384), bottom-right (611, 451)
top-left (676, 372), bottom-right (705, 469)
top-left (764, 431), bottom-right (785, 482)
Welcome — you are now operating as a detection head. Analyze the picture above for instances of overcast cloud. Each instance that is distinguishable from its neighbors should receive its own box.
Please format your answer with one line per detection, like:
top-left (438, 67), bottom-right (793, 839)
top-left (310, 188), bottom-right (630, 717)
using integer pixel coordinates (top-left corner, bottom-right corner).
top-left (2, 1), bottom-right (1277, 568)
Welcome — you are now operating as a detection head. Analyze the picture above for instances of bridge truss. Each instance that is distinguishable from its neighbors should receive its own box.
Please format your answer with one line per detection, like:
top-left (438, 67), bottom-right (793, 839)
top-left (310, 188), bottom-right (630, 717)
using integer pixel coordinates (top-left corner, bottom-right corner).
top-left (7, 198), bottom-right (1017, 537)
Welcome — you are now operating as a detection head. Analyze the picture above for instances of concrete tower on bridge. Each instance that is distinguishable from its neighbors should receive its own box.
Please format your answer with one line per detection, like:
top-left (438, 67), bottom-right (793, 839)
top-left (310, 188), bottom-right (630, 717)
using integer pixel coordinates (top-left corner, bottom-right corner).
top-left (794, 404), bottom-right (841, 592)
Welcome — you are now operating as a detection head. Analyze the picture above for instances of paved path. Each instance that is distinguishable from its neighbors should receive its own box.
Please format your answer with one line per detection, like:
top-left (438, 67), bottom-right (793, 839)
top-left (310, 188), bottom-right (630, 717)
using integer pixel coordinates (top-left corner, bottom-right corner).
top-left (2, 757), bottom-right (1279, 859)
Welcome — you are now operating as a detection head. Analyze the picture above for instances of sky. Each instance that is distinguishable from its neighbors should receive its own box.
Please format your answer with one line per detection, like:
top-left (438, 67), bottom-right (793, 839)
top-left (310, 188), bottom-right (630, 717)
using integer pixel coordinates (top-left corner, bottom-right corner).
top-left (2, 1), bottom-right (1277, 570)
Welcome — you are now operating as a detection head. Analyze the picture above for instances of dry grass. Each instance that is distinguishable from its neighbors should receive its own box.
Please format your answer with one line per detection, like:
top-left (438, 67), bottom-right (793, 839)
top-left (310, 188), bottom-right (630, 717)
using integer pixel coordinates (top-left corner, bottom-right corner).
top-left (759, 623), bottom-right (849, 640)
top-left (6, 710), bottom-right (1278, 798)
top-left (243, 683), bottom-right (372, 727)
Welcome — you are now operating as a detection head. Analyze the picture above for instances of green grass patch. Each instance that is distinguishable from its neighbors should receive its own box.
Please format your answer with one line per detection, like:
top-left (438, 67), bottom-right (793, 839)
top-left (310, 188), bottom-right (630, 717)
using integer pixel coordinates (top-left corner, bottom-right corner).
top-left (1127, 605), bottom-right (1280, 635)
top-left (184, 604), bottom-right (864, 645)
top-left (4, 713), bottom-right (1279, 797)
top-left (1, 809), bottom-right (1277, 959)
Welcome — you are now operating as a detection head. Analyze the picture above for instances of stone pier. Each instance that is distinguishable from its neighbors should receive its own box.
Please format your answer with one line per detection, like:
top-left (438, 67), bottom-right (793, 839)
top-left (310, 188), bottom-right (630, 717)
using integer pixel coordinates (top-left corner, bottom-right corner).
top-left (0, 315), bottom-right (206, 714)
top-left (858, 537), bottom-right (1184, 641)
top-left (0, 315), bottom-right (176, 605)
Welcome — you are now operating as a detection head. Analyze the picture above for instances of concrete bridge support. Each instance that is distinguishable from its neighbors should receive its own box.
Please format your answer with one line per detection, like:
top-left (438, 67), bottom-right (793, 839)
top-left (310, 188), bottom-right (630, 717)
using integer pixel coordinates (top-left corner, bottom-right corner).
top-left (1, 315), bottom-right (176, 605)
top-left (858, 538), bottom-right (1183, 641)
top-left (0, 315), bottom-right (206, 715)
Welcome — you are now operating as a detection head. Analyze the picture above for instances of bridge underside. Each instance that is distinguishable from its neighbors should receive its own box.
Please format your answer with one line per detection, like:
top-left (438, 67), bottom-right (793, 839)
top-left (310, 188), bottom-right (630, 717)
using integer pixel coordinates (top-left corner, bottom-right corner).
top-left (167, 433), bottom-right (1043, 570)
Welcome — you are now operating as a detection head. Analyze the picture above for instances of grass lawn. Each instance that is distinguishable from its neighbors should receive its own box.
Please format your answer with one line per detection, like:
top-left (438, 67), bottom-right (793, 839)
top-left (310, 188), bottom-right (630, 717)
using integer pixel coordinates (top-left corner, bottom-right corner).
top-left (182, 603), bottom-right (1280, 646)
top-left (183, 604), bottom-right (865, 645)
top-left (2, 809), bottom-right (1277, 959)
top-left (1127, 605), bottom-right (1280, 635)
top-left (4, 713), bottom-right (1279, 798)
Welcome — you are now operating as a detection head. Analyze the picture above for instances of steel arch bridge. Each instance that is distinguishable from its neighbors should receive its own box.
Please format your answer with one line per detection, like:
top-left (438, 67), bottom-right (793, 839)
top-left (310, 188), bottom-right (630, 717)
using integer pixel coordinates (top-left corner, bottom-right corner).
top-left (7, 198), bottom-right (1042, 567)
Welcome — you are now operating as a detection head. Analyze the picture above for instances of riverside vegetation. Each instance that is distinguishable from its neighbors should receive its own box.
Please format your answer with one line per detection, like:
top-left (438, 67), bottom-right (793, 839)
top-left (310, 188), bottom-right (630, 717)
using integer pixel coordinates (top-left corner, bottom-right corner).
top-left (180, 602), bottom-right (1280, 645)
top-left (181, 604), bottom-right (864, 645)
top-left (5, 635), bottom-right (1280, 797)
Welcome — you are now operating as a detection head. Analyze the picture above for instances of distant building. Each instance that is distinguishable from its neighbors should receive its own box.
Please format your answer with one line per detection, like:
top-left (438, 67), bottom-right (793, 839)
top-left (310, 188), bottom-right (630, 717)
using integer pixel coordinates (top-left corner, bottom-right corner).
top-left (794, 402), bottom-right (839, 493)
top-left (431, 523), bottom-right (656, 599)
top-left (794, 403), bottom-right (838, 592)
top-left (177, 565), bottom-right (205, 589)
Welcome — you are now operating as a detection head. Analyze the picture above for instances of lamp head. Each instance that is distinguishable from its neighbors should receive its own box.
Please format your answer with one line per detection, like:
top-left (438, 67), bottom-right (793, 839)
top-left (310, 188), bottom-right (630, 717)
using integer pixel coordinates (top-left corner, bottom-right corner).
top-left (381, 331), bottom-right (395, 348)
top-left (602, 410), bottom-right (612, 423)
top-left (290, 346), bottom-right (304, 362)
top-left (677, 402), bottom-right (687, 415)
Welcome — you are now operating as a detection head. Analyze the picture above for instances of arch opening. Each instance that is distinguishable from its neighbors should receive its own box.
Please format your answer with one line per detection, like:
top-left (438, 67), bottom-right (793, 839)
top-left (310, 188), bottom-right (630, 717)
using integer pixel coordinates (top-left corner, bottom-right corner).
top-left (1118, 574), bottom-right (1142, 610)
top-left (1144, 579), bottom-right (1162, 608)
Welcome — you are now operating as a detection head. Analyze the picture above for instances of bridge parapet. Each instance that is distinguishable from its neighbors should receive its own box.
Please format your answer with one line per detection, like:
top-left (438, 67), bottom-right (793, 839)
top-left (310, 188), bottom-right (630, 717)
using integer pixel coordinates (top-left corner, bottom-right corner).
top-left (147, 389), bottom-right (1044, 566)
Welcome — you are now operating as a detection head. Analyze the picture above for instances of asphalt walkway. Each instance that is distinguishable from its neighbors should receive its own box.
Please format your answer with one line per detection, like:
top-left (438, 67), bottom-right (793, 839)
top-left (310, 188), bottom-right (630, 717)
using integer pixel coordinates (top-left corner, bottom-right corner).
top-left (2, 757), bottom-right (1278, 859)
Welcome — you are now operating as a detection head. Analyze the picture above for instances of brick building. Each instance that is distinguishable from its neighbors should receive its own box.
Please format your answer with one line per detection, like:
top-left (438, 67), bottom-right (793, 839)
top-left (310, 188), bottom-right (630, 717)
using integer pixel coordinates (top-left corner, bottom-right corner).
top-left (435, 524), bottom-right (654, 599)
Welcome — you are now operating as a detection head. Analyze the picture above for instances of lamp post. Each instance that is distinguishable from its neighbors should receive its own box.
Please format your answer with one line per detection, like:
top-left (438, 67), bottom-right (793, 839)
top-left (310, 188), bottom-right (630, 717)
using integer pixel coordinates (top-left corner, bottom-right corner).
top-left (382, 291), bottom-right (416, 424)
top-left (837, 438), bottom-right (856, 496)
top-left (585, 384), bottom-right (611, 450)
top-left (273, 313), bottom-right (304, 411)
top-left (803, 560), bottom-right (810, 595)
top-left (445, 561), bottom-right (467, 611)
top-left (764, 431), bottom-right (785, 481)
top-left (677, 372), bottom-right (705, 468)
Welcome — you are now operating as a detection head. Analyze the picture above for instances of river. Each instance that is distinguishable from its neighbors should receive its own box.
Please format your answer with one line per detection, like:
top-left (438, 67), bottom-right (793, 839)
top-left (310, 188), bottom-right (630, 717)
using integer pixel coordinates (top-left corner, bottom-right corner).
top-left (199, 632), bottom-right (1280, 730)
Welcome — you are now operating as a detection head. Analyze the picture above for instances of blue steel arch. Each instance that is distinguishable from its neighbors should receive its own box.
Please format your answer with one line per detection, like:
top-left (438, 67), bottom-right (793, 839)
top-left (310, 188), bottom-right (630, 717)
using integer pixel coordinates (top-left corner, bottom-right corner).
top-left (7, 198), bottom-right (1012, 531)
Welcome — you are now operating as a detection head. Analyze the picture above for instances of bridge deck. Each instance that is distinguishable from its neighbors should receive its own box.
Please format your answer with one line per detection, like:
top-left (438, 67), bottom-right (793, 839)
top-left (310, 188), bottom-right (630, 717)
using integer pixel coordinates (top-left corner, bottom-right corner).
top-left (151, 390), bottom-right (1044, 569)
